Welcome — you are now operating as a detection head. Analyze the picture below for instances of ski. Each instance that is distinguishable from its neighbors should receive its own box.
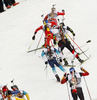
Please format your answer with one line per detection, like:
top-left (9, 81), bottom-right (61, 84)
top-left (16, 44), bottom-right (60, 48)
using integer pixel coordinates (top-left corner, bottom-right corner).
top-left (77, 48), bottom-right (89, 56)
top-left (66, 65), bottom-right (76, 67)
top-left (75, 40), bottom-right (91, 50)
top-left (65, 48), bottom-right (89, 60)
top-left (63, 64), bottom-right (76, 67)
top-left (27, 44), bottom-right (56, 53)
top-left (78, 55), bottom-right (91, 66)
top-left (27, 46), bottom-right (44, 53)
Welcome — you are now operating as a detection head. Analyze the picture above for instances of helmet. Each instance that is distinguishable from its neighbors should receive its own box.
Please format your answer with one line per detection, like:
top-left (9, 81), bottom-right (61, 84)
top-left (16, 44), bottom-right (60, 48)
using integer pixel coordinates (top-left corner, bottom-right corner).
top-left (69, 67), bottom-right (75, 73)
top-left (11, 85), bottom-right (19, 90)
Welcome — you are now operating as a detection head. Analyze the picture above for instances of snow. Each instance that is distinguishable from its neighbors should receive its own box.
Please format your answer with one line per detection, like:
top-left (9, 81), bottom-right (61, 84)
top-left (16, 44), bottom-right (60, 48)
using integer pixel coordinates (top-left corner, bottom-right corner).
top-left (0, 0), bottom-right (97, 100)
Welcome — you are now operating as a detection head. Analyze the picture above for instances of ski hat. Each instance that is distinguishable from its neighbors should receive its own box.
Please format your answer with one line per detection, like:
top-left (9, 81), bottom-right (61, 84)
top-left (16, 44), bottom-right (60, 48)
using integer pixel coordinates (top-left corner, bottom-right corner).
top-left (11, 85), bottom-right (19, 90)
top-left (69, 67), bottom-right (75, 73)
top-left (2, 85), bottom-right (8, 93)
top-left (51, 7), bottom-right (57, 13)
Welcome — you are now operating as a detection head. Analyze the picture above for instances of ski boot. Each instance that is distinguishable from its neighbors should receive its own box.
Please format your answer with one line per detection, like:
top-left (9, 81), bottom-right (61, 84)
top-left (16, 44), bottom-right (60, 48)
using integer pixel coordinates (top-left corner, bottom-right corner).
top-left (77, 57), bottom-right (84, 64)
top-left (63, 58), bottom-right (68, 65)
top-left (55, 74), bottom-right (60, 82)
top-left (7, 5), bottom-right (11, 9)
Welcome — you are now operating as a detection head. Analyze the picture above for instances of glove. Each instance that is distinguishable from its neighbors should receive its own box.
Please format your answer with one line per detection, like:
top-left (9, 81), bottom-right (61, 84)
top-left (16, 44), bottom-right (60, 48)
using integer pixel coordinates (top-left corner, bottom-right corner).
top-left (62, 9), bottom-right (65, 12)
top-left (32, 36), bottom-right (35, 40)
top-left (45, 61), bottom-right (48, 65)
top-left (34, 32), bottom-right (37, 34)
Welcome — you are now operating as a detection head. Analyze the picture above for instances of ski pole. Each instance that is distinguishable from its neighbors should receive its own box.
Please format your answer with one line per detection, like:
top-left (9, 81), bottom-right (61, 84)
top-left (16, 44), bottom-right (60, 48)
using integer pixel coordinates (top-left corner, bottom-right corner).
top-left (44, 65), bottom-right (48, 78)
top-left (34, 32), bottom-right (44, 54)
top-left (66, 33), bottom-right (89, 59)
top-left (72, 35), bottom-right (75, 61)
top-left (46, 65), bottom-right (48, 77)
top-left (57, 19), bottom-right (61, 26)
top-left (75, 40), bottom-right (91, 49)
top-left (83, 76), bottom-right (92, 100)
top-left (62, 10), bottom-right (65, 23)
top-left (34, 14), bottom-right (44, 54)
top-left (66, 82), bottom-right (71, 100)
top-left (27, 40), bottom-right (33, 51)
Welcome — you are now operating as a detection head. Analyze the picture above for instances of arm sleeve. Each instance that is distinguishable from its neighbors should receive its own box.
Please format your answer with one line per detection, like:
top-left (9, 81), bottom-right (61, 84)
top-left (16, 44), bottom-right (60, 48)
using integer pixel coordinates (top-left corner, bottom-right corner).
top-left (57, 12), bottom-right (65, 16)
top-left (44, 14), bottom-right (48, 20)
top-left (11, 90), bottom-right (20, 94)
top-left (80, 72), bottom-right (89, 76)
top-left (25, 94), bottom-right (30, 100)
top-left (35, 26), bottom-right (43, 33)
top-left (67, 26), bottom-right (74, 35)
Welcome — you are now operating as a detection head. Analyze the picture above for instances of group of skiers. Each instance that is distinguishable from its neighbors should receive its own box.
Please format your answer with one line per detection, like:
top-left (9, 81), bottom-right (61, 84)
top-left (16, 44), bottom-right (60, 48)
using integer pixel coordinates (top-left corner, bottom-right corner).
top-left (31, 5), bottom-right (90, 100)
top-left (0, 83), bottom-right (30, 100)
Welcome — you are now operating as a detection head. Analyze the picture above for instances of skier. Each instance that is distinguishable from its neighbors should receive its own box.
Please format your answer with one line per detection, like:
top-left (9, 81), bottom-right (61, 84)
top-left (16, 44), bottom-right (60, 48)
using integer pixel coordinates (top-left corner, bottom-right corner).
top-left (2, 85), bottom-right (29, 100)
top-left (61, 67), bottom-right (89, 100)
top-left (43, 6), bottom-right (65, 27)
top-left (32, 21), bottom-right (57, 47)
top-left (41, 45), bottom-right (67, 82)
top-left (0, 0), bottom-right (5, 13)
top-left (52, 22), bottom-right (84, 64)
top-left (11, 85), bottom-right (30, 100)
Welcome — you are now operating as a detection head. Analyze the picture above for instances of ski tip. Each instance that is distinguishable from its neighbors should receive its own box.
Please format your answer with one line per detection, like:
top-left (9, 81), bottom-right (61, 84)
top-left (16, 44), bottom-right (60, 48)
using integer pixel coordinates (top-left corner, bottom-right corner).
top-left (86, 40), bottom-right (91, 43)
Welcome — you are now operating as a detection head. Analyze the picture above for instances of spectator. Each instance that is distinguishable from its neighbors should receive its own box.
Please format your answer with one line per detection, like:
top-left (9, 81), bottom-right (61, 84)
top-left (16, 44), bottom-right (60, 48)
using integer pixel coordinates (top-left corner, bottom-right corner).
top-left (0, 0), bottom-right (5, 13)
top-left (4, 0), bottom-right (19, 9)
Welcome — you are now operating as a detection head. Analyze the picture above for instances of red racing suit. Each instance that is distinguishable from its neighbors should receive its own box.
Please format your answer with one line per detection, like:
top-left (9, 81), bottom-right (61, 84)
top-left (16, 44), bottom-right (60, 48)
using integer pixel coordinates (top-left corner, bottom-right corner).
top-left (34, 25), bottom-right (57, 47)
